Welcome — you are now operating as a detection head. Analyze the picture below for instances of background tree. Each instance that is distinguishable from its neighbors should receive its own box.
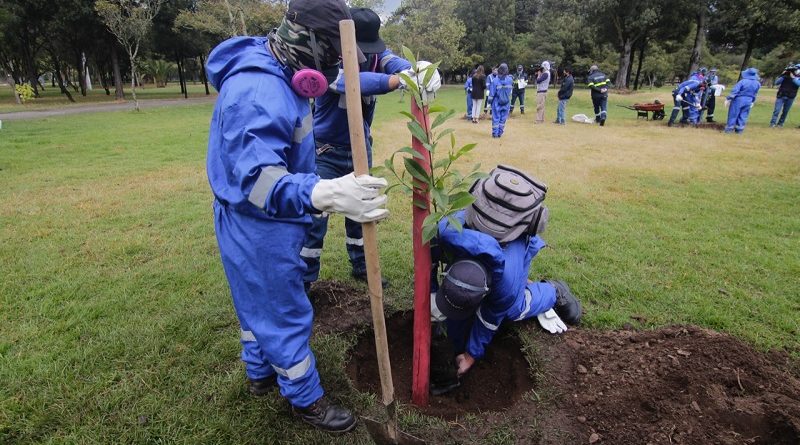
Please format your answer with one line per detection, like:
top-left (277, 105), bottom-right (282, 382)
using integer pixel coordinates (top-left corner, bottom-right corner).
top-left (96, 0), bottom-right (163, 111)
top-left (455, 0), bottom-right (515, 66)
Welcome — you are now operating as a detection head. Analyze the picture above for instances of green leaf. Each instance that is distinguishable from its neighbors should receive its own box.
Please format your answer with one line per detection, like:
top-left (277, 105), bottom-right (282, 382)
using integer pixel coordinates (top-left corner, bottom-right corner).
top-left (446, 214), bottom-right (463, 232)
top-left (398, 146), bottom-right (426, 160)
top-left (435, 128), bottom-right (455, 142)
top-left (428, 104), bottom-right (447, 113)
top-left (386, 183), bottom-right (411, 194)
top-left (422, 222), bottom-right (439, 244)
top-left (433, 157), bottom-right (450, 171)
top-left (422, 61), bottom-right (441, 87)
top-left (398, 111), bottom-right (416, 120)
top-left (431, 109), bottom-right (456, 129)
top-left (450, 131), bottom-right (456, 150)
top-left (401, 46), bottom-right (417, 68)
top-left (431, 187), bottom-right (448, 208)
top-left (448, 191), bottom-right (475, 210)
top-left (404, 157), bottom-right (431, 184)
top-left (398, 72), bottom-right (420, 98)
top-left (413, 198), bottom-right (430, 210)
top-left (407, 120), bottom-right (430, 144)
top-left (370, 166), bottom-right (386, 176)
top-left (455, 143), bottom-right (478, 158)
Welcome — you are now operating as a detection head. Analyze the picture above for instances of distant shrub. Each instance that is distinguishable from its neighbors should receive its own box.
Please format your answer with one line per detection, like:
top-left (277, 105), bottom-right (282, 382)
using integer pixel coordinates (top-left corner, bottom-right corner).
top-left (15, 84), bottom-right (35, 103)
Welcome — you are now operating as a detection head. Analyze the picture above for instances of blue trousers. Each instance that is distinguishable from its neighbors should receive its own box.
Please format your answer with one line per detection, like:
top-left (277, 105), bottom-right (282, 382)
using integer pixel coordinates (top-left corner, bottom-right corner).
top-left (770, 96), bottom-right (795, 127)
top-left (214, 201), bottom-right (323, 408)
top-left (510, 89), bottom-right (525, 112)
top-left (466, 92), bottom-right (472, 117)
top-left (592, 95), bottom-right (607, 123)
top-left (491, 103), bottom-right (510, 137)
top-left (725, 97), bottom-right (755, 133)
top-left (556, 99), bottom-right (569, 124)
top-left (302, 143), bottom-right (373, 283)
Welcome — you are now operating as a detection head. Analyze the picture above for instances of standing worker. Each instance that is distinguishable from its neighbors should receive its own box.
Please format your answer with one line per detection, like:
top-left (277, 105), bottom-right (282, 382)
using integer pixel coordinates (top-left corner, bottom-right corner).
top-left (724, 67), bottom-right (761, 134)
top-left (484, 66), bottom-right (498, 117)
top-left (667, 75), bottom-right (703, 127)
top-left (470, 65), bottom-right (487, 124)
top-left (555, 66), bottom-right (574, 125)
top-left (205, 0), bottom-right (392, 433)
top-left (705, 68), bottom-right (720, 123)
top-left (587, 65), bottom-right (611, 126)
top-left (489, 63), bottom-right (513, 137)
top-left (509, 64), bottom-right (528, 115)
top-left (465, 69), bottom-right (474, 119)
top-left (769, 63), bottom-right (800, 128)
top-left (301, 7), bottom-right (439, 291)
top-left (534, 61), bottom-right (551, 124)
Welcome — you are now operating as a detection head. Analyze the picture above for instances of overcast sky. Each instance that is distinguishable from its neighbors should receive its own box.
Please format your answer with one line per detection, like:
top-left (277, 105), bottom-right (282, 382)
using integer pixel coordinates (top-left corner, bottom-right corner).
top-left (380, 0), bottom-right (401, 14)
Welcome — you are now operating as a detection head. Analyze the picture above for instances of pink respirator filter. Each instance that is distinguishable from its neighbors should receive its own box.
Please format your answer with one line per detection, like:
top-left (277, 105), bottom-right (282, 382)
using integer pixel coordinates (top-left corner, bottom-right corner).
top-left (291, 68), bottom-right (328, 98)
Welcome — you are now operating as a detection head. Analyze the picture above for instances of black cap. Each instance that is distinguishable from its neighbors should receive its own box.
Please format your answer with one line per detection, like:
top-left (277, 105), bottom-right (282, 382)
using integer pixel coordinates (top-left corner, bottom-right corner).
top-left (286, 0), bottom-right (365, 63)
top-left (435, 260), bottom-right (491, 321)
top-left (351, 7), bottom-right (386, 54)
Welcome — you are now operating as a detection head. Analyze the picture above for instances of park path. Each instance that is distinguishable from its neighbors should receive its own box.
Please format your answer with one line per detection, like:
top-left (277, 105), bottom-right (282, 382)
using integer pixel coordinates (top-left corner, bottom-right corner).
top-left (0, 96), bottom-right (216, 121)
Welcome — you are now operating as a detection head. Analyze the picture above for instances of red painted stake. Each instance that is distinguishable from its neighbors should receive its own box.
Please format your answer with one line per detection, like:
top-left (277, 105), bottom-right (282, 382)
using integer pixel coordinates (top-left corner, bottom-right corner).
top-left (410, 98), bottom-right (432, 407)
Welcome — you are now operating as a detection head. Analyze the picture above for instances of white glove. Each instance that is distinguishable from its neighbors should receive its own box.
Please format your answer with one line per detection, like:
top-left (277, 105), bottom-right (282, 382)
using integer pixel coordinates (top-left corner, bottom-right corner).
top-left (310, 173), bottom-right (389, 223)
top-left (398, 61), bottom-right (442, 103)
top-left (675, 94), bottom-right (683, 102)
top-left (724, 99), bottom-right (731, 108)
top-left (750, 102), bottom-right (755, 109)
top-left (537, 309), bottom-right (568, 334)
top-left (695, 103), bottom-right (703, 110)
top-left (430, 293), bottom-right (447, 322)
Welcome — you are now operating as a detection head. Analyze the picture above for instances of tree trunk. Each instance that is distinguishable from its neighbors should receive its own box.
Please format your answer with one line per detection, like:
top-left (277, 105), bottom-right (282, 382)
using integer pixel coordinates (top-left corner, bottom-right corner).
top-left (8, 74), bottom-right (22, 104)
top-left (634, 40), bottom-right (646, 90)
top-left (77, 52), bottom-right (87, 96)
top-left (176, 53), bottom-right (187, 98)
top-left (199, 54), bottom-right (210, 95)
top-left (22, 32), bottom-right (40, 97)
top-left (51, 51), bottom-right (75, 103)
top-left (111, 46), bottom-right (124, 100)
top-left (688, 5), bottom-right (707, 75)
top-left (130, 59), bottom-right (140, 111)
top-left (739, 27), bottom-right (757, 80)
top-left (615, 38), bottom-right (633, 89)
top-left (98, 63), bottom-right (110, 95)
top-left (626, 45), bottom-right (635, 88)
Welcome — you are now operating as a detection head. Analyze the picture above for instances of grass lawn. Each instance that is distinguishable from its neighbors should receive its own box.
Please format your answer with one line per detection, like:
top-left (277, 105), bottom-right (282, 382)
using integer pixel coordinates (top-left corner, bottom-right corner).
top-left (0, 83), bottom-right (213, 114)
top-left (1, 85), bottom-right (798, 444)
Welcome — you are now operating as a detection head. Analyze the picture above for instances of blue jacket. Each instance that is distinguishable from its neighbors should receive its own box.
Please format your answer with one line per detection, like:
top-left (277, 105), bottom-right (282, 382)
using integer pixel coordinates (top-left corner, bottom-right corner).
top-left (433, 211), bottom-right (555, 359)
top-left (490, 74), bottom-right (513, 107)
top-left (587, 70), bottom-right (610, 97)
top-left (675, 78), bottom-right (702, 98)
top-left (727, 68), bottom-right (761, 101)
top-left (465, 76), bottom-right (473, 93)
top-left (314, 50), bottom-right (411, 148)
top-left (206, 37), bottom-right (319, 224)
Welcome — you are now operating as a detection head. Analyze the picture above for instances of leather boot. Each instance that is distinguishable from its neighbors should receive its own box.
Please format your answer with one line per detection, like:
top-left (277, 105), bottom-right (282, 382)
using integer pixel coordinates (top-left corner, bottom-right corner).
top-left (248, 375), bottom-right (277, 396)
top-left (546, 280), bottom-right (583, 325)
top-left (292, 397), bottom-right (357, 433)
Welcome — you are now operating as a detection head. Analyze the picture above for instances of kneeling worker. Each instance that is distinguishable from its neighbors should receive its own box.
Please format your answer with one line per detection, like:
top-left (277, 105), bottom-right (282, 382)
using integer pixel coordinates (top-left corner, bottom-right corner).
top-left (430, 165), bottom-right (583, 384)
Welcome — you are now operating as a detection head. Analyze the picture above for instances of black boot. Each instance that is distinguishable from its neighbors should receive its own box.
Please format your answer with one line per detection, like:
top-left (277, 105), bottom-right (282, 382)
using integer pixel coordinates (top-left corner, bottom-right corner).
top-left (546, 280), bottom-right (583, 325)
top-left (292, 397), bottom-right (357, 434)
top-left (248, 375), bottom-right (277, 396)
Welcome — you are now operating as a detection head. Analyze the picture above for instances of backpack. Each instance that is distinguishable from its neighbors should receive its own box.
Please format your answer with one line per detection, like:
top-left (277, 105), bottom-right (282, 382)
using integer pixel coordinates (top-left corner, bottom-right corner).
top-left (464, 165), bottom-right (549, 243)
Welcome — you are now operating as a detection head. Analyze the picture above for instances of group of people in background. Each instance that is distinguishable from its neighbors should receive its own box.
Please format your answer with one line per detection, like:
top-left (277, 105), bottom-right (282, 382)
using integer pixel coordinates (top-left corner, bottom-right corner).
top-left (466, 61), bottom-right (800, 135)
top-left (465, 62), bottom-right (608, 136)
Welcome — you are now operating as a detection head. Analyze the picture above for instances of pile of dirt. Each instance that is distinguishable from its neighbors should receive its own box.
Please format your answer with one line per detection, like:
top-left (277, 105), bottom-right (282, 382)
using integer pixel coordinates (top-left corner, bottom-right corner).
top-left (314, 282), bottom-right (800, 444)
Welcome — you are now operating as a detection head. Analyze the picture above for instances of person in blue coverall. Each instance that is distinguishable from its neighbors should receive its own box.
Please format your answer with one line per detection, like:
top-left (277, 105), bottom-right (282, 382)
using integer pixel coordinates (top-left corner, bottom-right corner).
top-left (667, 76), bottom-right (703, 127)
top-left (587, 65), bottom-right (611, 126)
top-left (205, 0), bottom-right (395, 433)
top-left (465, 71), bottom-right (474, 118)
top-left (489, 63), bottom-right (513, 138)
top-left (429, 210), bottom-right (583, 380)
top-left (301, 7), bottom-right (426, 291)
top-left (724, 67), bottom-right (761, 134)
top-left (769, 64), bottom-right (800, 128)
top-left (704, 68), bottom-right (720, 123)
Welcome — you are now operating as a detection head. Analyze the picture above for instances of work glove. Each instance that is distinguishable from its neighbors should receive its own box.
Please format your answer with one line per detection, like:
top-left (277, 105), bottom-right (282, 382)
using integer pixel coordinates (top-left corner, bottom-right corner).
top-left (398, 61), bottom-right (442, 103)
top-left (310, 173), bottom-right (389, 223)
top-left (675, 94), bottom-right (683, 102)
top-left (537, 309), bottom-right (568, 334)
top-left (695, 103), bottom-right (703, 110)
top-left (750, 102), bottom-right (755, 109)
top-left (724, 99), bottom-right (731, 108)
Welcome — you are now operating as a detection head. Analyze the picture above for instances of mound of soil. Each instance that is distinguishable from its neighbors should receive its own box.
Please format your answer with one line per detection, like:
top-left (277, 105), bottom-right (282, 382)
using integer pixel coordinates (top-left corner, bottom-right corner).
top-left (314, 281), bottom-right (800, 444)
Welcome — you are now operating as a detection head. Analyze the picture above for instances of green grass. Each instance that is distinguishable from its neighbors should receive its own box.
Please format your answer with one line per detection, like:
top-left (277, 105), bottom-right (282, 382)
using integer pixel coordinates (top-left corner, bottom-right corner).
top-left (0, 83), bottom-right (212, 113)
top-left (1, 86), bottom-right (799, 444)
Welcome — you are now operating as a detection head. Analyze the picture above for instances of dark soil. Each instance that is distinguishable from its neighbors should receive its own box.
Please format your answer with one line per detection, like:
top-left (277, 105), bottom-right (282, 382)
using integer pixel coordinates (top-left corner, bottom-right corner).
top-left (314, 281), bottom-right (800, 444)
top-left (309, 280), bottom-right (372, 335)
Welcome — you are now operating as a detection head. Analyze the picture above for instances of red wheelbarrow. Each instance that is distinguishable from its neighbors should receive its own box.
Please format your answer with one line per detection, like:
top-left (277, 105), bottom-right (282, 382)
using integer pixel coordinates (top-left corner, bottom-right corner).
top-left (618, 101), bottom-right (665, 120)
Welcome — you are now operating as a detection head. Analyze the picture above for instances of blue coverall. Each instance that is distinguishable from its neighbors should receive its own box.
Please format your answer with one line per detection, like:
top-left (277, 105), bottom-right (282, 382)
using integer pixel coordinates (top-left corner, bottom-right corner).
top-left (725, 68), bottom-right (761, 133)
top-left (465, 76), bottom-right (473, 117)
top-left (668, 78), bottom-right (702, 125)
top-left (587, 70), bottom-right (610, 124)
top-left (433, 212), bottom-right (557, 360)
top-left (301, 50), bottom-right (410, 283)
top-left (490, 74), bottom-right (513, 137)
top-left (206, 36), bottom-right (325, 408)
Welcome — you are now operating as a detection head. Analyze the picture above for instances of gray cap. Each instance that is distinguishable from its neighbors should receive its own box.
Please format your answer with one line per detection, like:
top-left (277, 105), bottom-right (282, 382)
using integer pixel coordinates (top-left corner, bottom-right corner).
top-left (435, 260), bottom-right (491, 320)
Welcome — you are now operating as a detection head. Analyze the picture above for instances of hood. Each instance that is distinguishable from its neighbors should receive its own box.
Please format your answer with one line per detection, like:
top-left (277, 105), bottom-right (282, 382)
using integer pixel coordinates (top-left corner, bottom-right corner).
top-left (498, 63), bottom-right (509, 76)
top-left (542, 61), bottom-right (550, 70)
top-left (741, 67), bottom-right (759, 80)
top-left (206, 36), bottom-right (288, 91)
